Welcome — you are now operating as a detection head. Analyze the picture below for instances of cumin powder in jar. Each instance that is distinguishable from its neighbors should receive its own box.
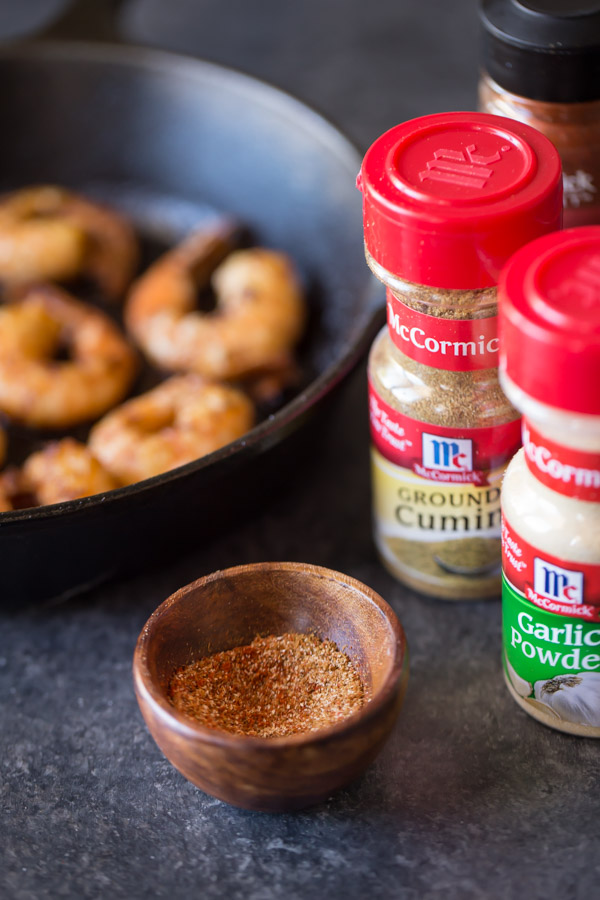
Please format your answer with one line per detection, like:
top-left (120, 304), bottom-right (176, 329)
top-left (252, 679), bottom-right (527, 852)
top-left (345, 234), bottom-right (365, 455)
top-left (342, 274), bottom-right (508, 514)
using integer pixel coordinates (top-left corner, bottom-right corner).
top-left (499, 227), bottom-right (600, 737)
top-left (358, 112), bottom-right (562, 599)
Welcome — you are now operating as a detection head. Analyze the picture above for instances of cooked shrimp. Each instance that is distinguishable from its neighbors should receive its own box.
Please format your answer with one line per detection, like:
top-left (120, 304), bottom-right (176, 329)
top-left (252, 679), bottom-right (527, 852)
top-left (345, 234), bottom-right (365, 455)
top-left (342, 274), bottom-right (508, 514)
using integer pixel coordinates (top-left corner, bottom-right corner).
top-left (0, 424), bottom-right (9, 510)
top-left (0, 285), bottom-right (137, 429)
top-left (0, 217), bottom-right (85, 285)
top-left (0, 474), bottom-right (11, 511)
top-left (22, 438), bottom-right (118, 505)
top-left (89, 374), bottom-right (254, 485)
top-left (0, 186), bottom-right (138, 299)
top-left (0, 467), bottom-right (22, 512)
top-left (125, 226), bottom-right (306, 382)
top-left (0, 488), bottom-right (12, 511)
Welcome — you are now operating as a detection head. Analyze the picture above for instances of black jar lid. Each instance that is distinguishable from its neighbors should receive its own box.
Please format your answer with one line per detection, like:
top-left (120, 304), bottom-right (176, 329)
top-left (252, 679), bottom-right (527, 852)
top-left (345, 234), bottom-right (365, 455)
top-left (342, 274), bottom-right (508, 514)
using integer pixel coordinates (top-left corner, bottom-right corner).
top-left (480, 0), bottom-right (600, 103)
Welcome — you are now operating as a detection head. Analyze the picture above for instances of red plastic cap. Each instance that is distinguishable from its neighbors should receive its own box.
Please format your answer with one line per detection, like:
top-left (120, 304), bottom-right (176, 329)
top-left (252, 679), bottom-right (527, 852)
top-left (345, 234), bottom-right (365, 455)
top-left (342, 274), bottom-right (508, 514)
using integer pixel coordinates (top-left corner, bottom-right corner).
top-left (358, 112), bottom-right (562, 289)
top-left (499, 227), bottom-right (600, 415)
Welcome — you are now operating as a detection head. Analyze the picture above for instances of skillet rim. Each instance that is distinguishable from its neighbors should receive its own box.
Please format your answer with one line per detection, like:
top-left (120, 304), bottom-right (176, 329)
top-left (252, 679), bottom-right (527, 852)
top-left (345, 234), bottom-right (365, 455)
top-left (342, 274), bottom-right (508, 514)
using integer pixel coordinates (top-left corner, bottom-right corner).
top-left (0, 39), bottom-right (383, 523)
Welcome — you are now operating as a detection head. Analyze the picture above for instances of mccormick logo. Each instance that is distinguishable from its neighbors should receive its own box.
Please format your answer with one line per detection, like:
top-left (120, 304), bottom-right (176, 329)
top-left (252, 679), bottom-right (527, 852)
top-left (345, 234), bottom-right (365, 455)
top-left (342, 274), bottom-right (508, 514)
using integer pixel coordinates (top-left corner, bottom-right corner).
top-left (533, 558), bottom-right (583, 606)
top-left (419, 143), bottom-right (511, 190)
top-left (547, 253), bottom-right (600, 308)
top-left (421, 434), bottom-right (473, 472)
top-left (386, 303), bottom-right (500, 362)
top-left (523, 422), bottom-right (600, 493)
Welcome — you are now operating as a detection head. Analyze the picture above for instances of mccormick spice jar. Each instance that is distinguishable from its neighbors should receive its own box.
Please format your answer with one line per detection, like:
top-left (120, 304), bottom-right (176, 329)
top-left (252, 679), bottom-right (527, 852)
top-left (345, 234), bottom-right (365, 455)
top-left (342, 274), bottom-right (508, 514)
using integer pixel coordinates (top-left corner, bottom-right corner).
top-left (499, 227), bottom-right (600, 736)
top-left (358, 112), bottom-right (562, 600)
top-left (479, 0), bottom-right (600, 227)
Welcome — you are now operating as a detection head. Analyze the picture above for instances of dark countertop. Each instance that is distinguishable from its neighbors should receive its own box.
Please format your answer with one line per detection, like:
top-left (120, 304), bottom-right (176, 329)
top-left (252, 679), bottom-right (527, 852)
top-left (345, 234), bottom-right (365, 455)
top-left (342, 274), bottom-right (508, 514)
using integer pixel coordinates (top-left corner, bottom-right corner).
top-left (1, 2), bottom-right (598, 898)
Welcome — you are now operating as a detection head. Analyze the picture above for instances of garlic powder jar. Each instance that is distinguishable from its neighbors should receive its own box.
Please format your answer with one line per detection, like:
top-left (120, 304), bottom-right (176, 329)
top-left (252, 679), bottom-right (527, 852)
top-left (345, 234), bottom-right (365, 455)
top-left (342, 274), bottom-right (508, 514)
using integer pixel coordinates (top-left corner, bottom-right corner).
top-left (499, 227), bottom-right (600, 737)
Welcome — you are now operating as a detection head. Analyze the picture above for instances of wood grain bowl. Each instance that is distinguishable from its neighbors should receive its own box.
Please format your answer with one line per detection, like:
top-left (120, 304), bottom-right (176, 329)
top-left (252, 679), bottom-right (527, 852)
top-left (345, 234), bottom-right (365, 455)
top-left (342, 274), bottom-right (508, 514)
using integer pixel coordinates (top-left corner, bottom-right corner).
top-left (133, 562), bottom-right (409, 812)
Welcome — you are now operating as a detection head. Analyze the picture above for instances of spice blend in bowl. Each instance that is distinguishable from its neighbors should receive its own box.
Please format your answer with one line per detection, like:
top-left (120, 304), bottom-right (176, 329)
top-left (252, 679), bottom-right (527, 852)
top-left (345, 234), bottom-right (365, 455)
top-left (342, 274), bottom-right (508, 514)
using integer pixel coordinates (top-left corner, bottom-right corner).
top-left (133, 562), bottom-right (408, 812)
top-left (168, 632), bottom-right (365, 737)
top-left (359, 111), bottom-right (563, 599)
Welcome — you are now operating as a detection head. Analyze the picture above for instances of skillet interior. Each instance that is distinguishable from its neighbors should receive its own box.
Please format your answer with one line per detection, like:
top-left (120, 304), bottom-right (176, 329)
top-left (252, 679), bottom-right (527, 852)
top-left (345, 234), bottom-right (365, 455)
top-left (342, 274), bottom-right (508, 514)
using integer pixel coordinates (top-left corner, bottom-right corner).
top-left (2, 186), bottom-right (320, 468)
top-left (0, 42), bottom-right (382, 603)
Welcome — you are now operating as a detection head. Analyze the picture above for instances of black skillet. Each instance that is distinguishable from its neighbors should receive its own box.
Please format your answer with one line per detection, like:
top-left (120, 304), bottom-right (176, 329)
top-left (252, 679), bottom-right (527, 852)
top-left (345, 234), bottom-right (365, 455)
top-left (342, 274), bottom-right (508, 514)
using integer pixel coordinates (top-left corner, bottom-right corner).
top-left (0, 41), bottom-right (383, 605)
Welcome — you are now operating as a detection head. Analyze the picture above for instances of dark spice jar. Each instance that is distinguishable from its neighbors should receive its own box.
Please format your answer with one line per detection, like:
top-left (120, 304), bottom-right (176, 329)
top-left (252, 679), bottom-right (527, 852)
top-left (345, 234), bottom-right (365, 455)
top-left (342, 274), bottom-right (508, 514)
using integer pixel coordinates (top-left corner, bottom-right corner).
top-left (358, 112), bottom-right (562, 600)
top-left (479, 0), bottom-right (600, 227)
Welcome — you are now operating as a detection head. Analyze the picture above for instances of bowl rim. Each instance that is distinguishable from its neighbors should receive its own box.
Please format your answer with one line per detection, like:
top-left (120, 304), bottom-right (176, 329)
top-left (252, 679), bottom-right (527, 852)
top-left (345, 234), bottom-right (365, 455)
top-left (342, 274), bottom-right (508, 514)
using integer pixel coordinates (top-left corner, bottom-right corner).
top-left (0, 40), bottom-right (383, 523)
top-left (133, 561), bottom-right (408, 749)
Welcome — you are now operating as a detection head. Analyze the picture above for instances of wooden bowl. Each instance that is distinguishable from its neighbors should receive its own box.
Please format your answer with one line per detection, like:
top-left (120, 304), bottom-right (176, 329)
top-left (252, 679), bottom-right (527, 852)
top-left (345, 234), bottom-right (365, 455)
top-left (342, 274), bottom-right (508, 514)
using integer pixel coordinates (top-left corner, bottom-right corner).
top-left (133, 562), bottom-right (409, 812)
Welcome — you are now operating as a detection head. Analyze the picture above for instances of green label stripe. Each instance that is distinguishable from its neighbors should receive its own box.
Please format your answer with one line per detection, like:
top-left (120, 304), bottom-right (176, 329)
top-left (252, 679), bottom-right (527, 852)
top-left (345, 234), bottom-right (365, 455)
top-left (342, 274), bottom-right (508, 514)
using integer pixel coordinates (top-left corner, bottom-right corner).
top-left (503, 574), bottom-right (600, 693)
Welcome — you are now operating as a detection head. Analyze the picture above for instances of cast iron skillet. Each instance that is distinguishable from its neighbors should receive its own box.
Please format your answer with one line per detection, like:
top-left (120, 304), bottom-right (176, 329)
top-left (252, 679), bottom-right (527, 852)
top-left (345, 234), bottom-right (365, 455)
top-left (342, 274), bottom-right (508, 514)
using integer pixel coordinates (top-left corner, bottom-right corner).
top-left (0, 41), bottom-right (383, 605)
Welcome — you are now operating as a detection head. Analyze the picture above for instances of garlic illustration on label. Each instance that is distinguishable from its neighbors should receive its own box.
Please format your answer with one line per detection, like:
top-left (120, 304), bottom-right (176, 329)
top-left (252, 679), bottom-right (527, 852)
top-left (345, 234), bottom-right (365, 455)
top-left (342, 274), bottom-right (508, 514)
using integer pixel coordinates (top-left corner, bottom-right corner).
top-left (534, 671), bottom-right (600, 727)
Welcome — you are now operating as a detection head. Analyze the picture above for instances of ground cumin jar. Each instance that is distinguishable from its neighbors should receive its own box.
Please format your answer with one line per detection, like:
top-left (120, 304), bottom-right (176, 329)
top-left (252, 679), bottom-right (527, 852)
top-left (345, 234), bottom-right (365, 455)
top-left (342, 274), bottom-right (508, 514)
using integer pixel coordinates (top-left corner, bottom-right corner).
top-left (479, 0), bottom-right (600, 227)
top-left (499, 227), bottom-right (600, 736)
top-left (358, 112), bottom-right (562, 600)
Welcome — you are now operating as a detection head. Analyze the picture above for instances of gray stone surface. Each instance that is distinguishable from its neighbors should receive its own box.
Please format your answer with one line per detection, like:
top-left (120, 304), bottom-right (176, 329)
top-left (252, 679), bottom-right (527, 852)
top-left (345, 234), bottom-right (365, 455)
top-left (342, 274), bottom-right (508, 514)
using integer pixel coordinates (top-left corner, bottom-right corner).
top-left (1, 1), bottom-right (598, 898)
top-left (119, 0), bottom-right (481, 151)
top-left (0, 0), bottom-right (71, 44)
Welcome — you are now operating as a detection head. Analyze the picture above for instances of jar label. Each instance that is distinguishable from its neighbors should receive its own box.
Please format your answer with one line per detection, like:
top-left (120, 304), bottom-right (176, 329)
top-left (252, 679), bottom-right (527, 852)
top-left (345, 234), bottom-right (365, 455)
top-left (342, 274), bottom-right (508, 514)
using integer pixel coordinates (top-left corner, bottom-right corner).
top-left (372, 446), bottom-right (503, 541)
top-left (503, 569), bottom-right (600, 733)
top-left (502, 517), bottom-right (600, 617)
top-left (504, 578), bottom-right (600, 676)
top-left (522, 419), bottom-right (600, 503)
top-left (369, 385), bottom-right (521, 486)
top-left (386, 289), bottom-right (499, 372)
top-left (369, 383), bottom-right (520, 548)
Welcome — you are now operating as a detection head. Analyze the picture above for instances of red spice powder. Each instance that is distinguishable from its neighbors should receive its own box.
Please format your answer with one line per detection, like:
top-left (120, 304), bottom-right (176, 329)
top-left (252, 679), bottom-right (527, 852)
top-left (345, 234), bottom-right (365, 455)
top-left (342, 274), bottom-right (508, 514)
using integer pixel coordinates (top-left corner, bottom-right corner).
top-left (168, 632), bottom-right (366, 738)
